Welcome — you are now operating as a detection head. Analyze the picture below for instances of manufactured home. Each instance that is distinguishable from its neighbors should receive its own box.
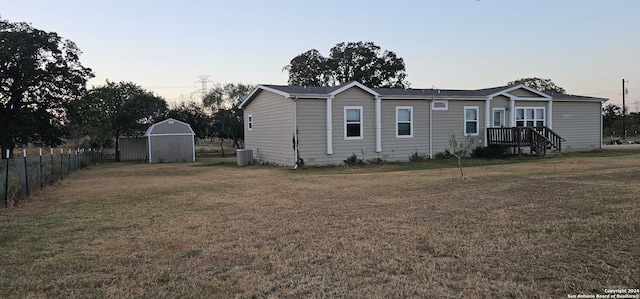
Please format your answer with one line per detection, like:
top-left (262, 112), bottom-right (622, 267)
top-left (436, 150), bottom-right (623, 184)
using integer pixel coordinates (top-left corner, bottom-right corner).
top-left (239, 82), bottom-right (607, 166)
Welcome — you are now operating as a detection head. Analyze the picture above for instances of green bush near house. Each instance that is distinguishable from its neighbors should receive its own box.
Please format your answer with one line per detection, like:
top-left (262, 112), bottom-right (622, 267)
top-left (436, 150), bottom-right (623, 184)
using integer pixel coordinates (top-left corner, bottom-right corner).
top-left (344, 153), bottom-right (364, 166)
top-left (471, 146), bottom-right (511, 159)
top-left (409, 151), bottom-right (428, 162)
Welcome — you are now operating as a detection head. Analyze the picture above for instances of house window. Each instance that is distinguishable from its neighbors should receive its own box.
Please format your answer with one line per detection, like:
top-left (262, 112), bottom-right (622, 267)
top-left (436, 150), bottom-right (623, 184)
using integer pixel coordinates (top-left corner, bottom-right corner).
top-left (515, 107), bottom-right (545, 127)
top-left (247, 114), bottom-right (253, 130)
top-left (492, 108), bottom-right (505, 127)
top-left (464, 106), bottom-right (479, 136)
top-left (396, 106), bottom-right (413, 138)
top-left (344, 106), bottom-right (363, 140)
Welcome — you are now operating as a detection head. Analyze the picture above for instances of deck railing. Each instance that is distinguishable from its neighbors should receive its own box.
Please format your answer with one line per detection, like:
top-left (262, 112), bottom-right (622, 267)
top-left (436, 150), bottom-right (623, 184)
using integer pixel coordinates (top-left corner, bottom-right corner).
top-left (487, 126), bottom-right (564, 156)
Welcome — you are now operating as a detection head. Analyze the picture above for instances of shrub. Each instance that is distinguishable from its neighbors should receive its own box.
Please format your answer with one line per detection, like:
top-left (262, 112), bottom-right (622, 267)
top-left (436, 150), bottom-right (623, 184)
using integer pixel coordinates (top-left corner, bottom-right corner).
top-left (471, 146), bottom-right (510, 159)
top-left (296, 156), bottom-right (305, 168)
top-left (434, 149), bottom-right (453, 159)
top-left (367, 157), bottom-right (385, 165)
top-left (409, 151), bottom-right (428, 162)
top-left (344, 153), bottom-right (364, 166)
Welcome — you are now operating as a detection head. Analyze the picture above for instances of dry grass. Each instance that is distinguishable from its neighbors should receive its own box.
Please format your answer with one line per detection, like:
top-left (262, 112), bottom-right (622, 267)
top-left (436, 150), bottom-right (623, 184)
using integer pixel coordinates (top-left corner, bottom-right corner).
top-left (1, 153), bottom-right (639, 298)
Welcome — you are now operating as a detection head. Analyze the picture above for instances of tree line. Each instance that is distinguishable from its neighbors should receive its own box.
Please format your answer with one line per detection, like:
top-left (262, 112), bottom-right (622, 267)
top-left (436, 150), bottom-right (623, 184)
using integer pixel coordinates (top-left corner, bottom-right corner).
top-left (602, 103), bottom-right (640, 139)
top-left (1, 17), bottom-right (252, 160)
top-left (68, 81), bottom-right (253, 161)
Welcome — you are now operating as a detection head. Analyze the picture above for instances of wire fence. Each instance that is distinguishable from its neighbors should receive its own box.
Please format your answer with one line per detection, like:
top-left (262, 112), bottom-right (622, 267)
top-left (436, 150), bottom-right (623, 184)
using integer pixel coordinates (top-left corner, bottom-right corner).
top-left (1, 148), bottom-right (108, 208)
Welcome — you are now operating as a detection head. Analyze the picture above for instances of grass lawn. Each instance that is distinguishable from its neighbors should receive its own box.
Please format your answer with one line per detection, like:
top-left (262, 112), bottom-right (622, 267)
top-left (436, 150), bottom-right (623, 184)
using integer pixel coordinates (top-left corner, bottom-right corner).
top-left (1, 151), bottom-right (639, 298)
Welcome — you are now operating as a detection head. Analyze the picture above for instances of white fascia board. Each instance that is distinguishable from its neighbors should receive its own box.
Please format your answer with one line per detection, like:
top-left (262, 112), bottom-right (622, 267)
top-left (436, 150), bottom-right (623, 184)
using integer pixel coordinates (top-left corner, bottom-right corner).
top-left (378, 96), bottom-right (486, 100)
top-left (486, 84), bottom-right (552, 100)
top-left (511, 97), bottom-right (553, 101)
top-left (146, 133), bottom-right (196, 137)
top-left (552, 97), bottom-right (609, 102)
top-left (286, 94), bottom-right (331, 99)
top-left (330, 81), bottom-right (380, 97)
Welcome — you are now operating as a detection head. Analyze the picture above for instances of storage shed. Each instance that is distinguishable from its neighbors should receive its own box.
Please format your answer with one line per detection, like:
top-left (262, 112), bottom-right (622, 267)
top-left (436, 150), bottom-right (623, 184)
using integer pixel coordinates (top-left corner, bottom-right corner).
top-left (144, 118), bottom-right (196, 163)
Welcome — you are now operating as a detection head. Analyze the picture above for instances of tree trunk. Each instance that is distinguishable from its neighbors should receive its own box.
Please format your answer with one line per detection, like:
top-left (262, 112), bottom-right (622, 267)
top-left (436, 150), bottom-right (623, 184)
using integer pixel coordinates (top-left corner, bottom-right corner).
top-left (219, 139), bottom-right (225, 157)
top-left (115, 135), bottom-right (120, 162)
top-left (458, 156), bottom-right (464, 177)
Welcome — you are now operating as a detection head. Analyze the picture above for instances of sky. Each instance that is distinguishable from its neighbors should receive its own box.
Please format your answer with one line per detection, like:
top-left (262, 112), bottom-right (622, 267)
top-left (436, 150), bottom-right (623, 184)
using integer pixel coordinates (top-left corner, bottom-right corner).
top-left (2, 0), bottom-right (640, 111)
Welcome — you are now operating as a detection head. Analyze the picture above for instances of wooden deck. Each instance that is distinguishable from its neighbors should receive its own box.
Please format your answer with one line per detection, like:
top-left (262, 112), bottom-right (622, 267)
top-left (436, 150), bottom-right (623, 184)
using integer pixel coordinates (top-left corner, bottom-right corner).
top-left (486, 127), bottom-right (564, 156)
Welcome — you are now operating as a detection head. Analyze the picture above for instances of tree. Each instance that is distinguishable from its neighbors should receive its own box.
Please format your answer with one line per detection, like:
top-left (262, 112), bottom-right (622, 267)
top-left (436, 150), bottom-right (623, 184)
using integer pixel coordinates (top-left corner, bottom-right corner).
top-left (0, 18), bottom-right (93, 157)
top-left (449, 134), bottom-right (475, 178)
top-left (203, 83), bottom-right (255, 112)
top-left (68, 81), bottom-right (167, 161)
top-left (602, 103), bottom-right (622, 131)
top-left (507, 77), bottom-right (566, 94)
top-left (202, 83), bottom-right (255, 151)
top-left (281, 49), bottom-right (331, 87)
top-left (167, 101), bottom-right (213, 142)
top-left (284, 41), bottom-right (409, 88)
top-left (212, 109), bottom-right (243, 157)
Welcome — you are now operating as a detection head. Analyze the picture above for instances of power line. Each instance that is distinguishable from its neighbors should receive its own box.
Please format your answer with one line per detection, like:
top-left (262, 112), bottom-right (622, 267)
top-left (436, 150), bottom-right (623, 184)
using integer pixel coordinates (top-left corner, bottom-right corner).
top-left (553, 62), bottom-right (640, 79)
top-left (190, 75), bottom-right (212, 101)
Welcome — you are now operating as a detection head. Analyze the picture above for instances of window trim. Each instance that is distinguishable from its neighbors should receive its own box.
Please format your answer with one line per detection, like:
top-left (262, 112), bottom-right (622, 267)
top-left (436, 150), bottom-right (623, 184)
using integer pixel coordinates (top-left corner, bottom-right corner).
top-left (395, 106), bottom-right (413, 138)
top-left (464, 106), bottom-right (480, 136)
top-left (492, 108), bottom-right (505, 128)
top-left (515, 107), bottom-right (545, 127)
top-left (247, 114), bottom-right (253, 130)
top-left (344, 106), bottom-right (363, 140)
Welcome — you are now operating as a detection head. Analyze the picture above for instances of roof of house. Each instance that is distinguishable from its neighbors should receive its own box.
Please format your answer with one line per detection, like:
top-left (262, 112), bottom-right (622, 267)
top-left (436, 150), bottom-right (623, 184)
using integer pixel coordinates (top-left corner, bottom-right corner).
top-left (239, 81), bottom-right (607, 108)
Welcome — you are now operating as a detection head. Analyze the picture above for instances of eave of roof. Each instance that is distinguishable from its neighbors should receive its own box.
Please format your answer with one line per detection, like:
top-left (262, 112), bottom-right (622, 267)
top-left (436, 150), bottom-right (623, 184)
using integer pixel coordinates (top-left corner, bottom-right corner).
top-left (239, 82), bottom-right (609, 108)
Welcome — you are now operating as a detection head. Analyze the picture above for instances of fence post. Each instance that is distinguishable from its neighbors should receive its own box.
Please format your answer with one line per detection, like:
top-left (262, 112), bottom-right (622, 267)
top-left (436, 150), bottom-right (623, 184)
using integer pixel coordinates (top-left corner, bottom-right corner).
top-left (50, 148), bottom-right (53, 180)
top-left (23, 149), bottom-right (29, 197)
top-left (67, 149), bottom-right (71, 173)
top-left (3, 149), bottom-right (8, 208)
top-left (39, 148), bottom-right (43, 189)
top-left (60, 148), bottom-right (64, 180)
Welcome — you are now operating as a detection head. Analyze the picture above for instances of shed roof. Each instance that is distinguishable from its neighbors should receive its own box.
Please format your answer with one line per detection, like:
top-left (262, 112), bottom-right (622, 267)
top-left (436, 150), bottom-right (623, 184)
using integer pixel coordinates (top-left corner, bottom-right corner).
top-left (144, 118), bottom-right (195, 136)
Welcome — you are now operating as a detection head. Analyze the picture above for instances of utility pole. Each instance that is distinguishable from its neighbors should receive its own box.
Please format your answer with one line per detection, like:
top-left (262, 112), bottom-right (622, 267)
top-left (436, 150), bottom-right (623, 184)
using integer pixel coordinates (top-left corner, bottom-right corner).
top-left (622, 79), bottom-right (627, 139)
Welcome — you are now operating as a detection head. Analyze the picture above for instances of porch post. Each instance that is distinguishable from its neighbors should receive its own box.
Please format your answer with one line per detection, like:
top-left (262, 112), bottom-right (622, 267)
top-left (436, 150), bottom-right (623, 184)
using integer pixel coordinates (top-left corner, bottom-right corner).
top-left (547, 100), bottom-right (553, 129)
top-left (375, 95), bottom-right (382, 153)
top-left (484, 98), bottom-right (491, 147)
top-left (326, 96), bottom-right (333, 155)
top-left (509, 97), bottom-right (516, 127)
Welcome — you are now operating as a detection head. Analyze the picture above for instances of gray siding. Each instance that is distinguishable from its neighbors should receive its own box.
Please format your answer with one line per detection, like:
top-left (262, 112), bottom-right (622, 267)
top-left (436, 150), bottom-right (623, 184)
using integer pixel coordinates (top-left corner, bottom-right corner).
top-left (490, 96), bottom-right (510, 127)
top-left (431, 100), bottom-right (485, 155)
top-left (380, 100), bottom-right (430, 161)
top-left (552, 101), bottom-right (602, 150)
top-left (296, 98), bottom-right (328, 165)
top-left (149, 135), bottom-right (194, 163)
top-left (329, 88), bottom-right (377, 164)
top-left (508, 88), bottom-right (541, 97)
top-left (244, 90), bottom-right (295, 165)
top-left (119, 137), bottom-right (148, 161)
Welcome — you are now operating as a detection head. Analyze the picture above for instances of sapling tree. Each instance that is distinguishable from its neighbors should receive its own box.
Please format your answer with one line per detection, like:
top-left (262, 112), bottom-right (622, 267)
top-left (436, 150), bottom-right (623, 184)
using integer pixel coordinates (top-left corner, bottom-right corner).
top-left (449, 134), bottom-right (475, 177)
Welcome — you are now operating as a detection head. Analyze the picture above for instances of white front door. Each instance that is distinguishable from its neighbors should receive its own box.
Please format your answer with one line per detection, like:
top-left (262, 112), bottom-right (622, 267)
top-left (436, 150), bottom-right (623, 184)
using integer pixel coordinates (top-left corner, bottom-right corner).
top-left (492, 108), bottom-right (505, 127)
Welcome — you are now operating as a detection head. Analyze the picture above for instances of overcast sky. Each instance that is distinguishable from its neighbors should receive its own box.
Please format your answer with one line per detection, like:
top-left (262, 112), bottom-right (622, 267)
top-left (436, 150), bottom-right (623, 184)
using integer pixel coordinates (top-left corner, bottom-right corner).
top-left (3, 0), bottom-right (640, 110)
